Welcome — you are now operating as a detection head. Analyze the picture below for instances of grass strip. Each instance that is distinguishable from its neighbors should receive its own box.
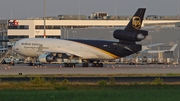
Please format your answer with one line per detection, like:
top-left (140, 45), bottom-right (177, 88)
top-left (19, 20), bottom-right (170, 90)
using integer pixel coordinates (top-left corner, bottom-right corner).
top-left (0, 85), bottom-right (180, 101)
top-left (0, 72), bottom-right (180, 77)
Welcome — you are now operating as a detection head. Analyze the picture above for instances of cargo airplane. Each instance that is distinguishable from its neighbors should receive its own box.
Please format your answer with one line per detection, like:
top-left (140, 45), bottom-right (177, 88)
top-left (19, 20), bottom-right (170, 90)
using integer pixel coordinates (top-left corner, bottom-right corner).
top-left (143, 43), bottom-right (178, 53)
top-left (13, 8), bottom-right (148, 67)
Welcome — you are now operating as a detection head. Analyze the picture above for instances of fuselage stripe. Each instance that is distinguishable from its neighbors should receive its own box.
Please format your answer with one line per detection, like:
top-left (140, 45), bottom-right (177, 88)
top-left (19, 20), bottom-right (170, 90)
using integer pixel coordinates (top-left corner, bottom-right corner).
top-left (68, 40), bottom-right (119, 59)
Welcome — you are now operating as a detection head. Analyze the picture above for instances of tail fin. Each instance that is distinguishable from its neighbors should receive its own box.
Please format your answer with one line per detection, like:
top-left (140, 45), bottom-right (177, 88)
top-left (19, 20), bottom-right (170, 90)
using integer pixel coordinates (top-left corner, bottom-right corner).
top-left (124, 8), bottom-right (146, 31)
top-left (170, 44), bottom-right (178, 51)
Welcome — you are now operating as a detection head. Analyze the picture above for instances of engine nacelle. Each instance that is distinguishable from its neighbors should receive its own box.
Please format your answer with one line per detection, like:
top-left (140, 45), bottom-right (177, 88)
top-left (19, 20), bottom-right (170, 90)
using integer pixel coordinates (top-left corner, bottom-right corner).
top-left (113, 30), bottom-right (145, 41)
top-left (38, 53), bottom-right (55, 63)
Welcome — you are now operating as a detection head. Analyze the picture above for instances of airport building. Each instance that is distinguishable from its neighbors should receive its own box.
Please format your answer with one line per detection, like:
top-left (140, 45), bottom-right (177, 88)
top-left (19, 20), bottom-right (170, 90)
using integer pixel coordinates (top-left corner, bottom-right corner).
top-left (0, 20), bottom-right (8, 50)
top-left (0, 20), bottom-right (9, 64)
top-left (1, 17), bottom-right (180, 64)
top-left (2, 19), bottom-right (180, 39)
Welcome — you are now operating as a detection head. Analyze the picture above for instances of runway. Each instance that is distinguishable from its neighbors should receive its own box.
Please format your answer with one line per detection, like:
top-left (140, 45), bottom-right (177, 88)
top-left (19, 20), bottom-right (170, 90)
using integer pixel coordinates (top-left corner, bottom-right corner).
top-left (0, 64), bottom-right (180, 75)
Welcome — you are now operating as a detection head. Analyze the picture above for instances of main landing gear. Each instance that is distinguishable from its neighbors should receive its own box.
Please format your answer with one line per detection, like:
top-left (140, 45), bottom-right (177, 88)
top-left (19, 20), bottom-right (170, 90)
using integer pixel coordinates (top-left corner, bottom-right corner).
top-left (82, 60), bottom-right (104, 67)
top-left (82, 63), bottom-right (89, 67)
top-left (64, 63), bottom-right (76, 67)
top-left (63, 60), bottom-right (104, 67)
top-left (82, 62), bottom-right (104, 67)
top-left (63, 62), bottom-right (104, 67)
top-left (64, 63), bottom-right (89, 67)
top-left (92, 63), bottom-right (103, 67)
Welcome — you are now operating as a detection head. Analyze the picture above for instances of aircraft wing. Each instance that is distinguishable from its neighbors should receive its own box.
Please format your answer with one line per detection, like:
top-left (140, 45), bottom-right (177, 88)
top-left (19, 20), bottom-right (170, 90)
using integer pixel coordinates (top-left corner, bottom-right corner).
top-left (46, 51), bottom-right (81, 58)
top-left (170, 44), bottom-right (178, 51)
top-left (37, 44), bottom-right (82, 58)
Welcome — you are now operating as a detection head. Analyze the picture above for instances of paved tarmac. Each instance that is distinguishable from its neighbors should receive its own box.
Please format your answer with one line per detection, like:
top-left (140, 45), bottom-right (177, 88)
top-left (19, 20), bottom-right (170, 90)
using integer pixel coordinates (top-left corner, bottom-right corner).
top-left (0, 64), bottom-right (180, 75)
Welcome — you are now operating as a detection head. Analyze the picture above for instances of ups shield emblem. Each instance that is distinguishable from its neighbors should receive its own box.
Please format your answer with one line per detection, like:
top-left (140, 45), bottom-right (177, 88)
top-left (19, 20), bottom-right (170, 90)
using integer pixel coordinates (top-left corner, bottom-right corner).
top-left (132, 16), bottom-right (141, 29)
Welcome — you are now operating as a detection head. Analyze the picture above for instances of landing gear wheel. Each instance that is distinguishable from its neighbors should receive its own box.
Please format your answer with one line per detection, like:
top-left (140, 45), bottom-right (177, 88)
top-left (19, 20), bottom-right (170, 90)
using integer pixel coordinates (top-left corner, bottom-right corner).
top-left (99, 63), bottom-right (103, 67)
top-left (68, 63), bottom-right (72, 67)
top-left (92, 63), bottom-right (96, 67)
top-left (82, 63), bottom-right (89, 67)
top-left (95, 63), bottom-right (99, 67)
top-left (64, 63), bottom-right (76, 67)
top-left (64, 63), bottom-right (68, 67)
top-left (92, 63), bottom-right (103, 67)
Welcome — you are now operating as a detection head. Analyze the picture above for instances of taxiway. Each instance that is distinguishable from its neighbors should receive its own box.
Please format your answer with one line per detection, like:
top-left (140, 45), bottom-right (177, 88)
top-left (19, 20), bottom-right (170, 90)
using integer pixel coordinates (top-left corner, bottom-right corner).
top-left (0, 64), bottom-right (180, 75)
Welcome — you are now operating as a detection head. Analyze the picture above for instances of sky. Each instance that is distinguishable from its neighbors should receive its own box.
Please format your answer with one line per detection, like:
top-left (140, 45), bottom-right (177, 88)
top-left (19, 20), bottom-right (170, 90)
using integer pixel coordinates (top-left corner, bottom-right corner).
top-left (0, 0), bottom-right (180, 19)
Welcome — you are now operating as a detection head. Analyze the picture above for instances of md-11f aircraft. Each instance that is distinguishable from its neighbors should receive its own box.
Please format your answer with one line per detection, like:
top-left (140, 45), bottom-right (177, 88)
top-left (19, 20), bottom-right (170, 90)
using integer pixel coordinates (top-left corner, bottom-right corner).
top-left (13, 8), bottom-right (148, 67)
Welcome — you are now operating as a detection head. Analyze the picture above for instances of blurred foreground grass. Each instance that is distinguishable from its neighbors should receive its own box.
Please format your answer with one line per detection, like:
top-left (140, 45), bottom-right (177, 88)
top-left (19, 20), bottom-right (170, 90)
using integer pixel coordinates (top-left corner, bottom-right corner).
top-left (0, 85), bottom-right (180, 101)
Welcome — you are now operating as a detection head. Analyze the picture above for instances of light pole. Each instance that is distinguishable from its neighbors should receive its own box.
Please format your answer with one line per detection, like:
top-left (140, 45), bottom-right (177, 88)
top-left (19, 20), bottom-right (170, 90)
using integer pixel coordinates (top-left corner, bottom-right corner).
top-left (148, 30), bottom-right (154, 57)
top-left (78, 0), bottom-right (81, 20)
top-left (177, 38), bottom-right (179, 62)
top-left (72, 31), bottom-right (77, 38)
top-left (67, 29), bottom-right (69, 39)
top-left (115, 0), bottom-right (117, 17)
top-left (177, 0), bottom-right (180, 19)
top-left (149, 31), bottom-right (154, 48)
top-left (44, 0), bottom-right (46, 38)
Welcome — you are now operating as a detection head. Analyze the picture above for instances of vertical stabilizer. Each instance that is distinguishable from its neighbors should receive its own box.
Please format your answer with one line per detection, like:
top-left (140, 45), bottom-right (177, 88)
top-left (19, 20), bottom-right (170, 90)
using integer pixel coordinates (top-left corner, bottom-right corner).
top-left (124, 8), bottom-right (146, 31)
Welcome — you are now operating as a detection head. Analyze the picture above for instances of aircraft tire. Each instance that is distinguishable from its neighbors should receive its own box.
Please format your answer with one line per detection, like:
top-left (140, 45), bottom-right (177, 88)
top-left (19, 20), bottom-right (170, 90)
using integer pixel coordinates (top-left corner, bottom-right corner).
top-left (68, 63), bottom-right (72, 67)
top-left (99, 63), bottom-right (103, 67)
top-left (92, 63), bottom-right (96, 67)
top-left (95, 63), bottom-right (99, 67)
top-left (86, 63), bottom-right (89, 67)
top-left (64, 63), bottom-right (68, 67)
top-left (82, 63), bottom-right (85, 67)
top-left (82, 63), bottom-right (89, 67)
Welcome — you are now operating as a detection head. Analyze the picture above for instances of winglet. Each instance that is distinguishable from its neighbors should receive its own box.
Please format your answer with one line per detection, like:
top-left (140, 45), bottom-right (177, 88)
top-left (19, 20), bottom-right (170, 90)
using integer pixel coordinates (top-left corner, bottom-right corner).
top-left (170, 44), bottom-right (178, 51)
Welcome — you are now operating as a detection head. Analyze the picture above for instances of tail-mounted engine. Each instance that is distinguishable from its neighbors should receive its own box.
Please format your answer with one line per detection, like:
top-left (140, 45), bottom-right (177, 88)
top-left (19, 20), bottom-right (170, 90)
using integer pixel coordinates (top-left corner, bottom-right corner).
top-left (38, 53), bottom-right (55, 63)
top-left (113, 29), bottom-right (148, 42)
top-left (113, 8), bottom-right (148, 43)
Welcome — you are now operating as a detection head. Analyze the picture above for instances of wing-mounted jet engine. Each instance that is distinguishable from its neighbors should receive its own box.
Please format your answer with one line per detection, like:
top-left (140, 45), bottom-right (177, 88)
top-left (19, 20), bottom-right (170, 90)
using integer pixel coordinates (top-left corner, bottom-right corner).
top-left (38, 53), bottom-right (55, 63)
top-left (38, 52), bottom-right (77, 63)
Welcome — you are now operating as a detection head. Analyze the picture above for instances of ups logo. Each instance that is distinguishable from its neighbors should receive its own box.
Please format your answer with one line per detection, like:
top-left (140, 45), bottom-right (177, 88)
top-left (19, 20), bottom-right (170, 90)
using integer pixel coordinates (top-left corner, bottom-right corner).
top-left (132, 16), bottom-right (141, 29)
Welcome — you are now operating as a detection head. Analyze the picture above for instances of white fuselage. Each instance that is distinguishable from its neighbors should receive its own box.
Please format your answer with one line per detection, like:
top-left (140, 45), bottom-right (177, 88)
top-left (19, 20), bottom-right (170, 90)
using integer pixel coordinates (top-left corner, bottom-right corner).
top-left (13, 38), bottom-right (119, 60)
